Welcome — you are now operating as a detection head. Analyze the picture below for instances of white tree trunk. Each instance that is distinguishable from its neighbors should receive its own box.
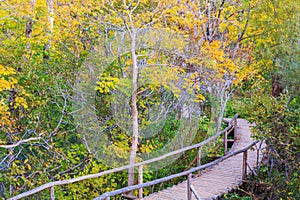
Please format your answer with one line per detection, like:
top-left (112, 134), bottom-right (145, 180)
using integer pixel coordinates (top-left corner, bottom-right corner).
top-left (128, 29), bottom-right (139, 187)
top-left (30, 0), bottom-right (36, 10)
top-left (45, 0), bottom-right (54, 53)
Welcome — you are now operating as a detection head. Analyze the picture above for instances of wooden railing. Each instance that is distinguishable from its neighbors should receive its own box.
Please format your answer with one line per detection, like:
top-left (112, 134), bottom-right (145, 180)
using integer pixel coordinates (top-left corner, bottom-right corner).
top-left (8, 114), bottom-right (239, 200)
top-left (96, 140), bottom-right (259, 200)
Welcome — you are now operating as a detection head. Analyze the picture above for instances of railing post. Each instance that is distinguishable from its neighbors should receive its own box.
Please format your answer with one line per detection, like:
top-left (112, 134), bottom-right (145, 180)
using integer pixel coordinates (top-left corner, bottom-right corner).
top-left (242, 150), bottom-right (248, 181)
top-left (197, 147), bottom-right (202, 176)
top-left (138, 165), bottom-right (143, 199)
top-left (234, 116), bottom-right (238, 141)
top-left (224, 131), bottom-right (228, 155)
top-left (50, 186), bottom-right (55, 200)
top-left (187, 173), bottom-right (192, 200)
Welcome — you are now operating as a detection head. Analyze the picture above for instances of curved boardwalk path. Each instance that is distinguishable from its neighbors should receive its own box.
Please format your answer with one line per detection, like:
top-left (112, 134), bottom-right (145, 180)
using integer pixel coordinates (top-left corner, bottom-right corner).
top-left (143, 119), bottom-right (265, 200)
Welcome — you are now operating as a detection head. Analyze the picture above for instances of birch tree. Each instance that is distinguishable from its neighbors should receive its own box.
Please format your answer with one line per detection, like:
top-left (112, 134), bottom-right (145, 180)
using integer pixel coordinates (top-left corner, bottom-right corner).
top-left (97, 0), bottom-right (181, 188)
top-left (174, 0), bottom-right (261, 135)
top-left (45, 0), bottom-right (54, 58)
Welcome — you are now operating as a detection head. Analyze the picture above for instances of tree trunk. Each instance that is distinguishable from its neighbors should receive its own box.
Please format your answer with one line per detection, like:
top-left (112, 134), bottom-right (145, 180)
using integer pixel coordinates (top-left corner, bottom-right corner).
top-left (45, 0), bottom-right (54, 59)
top-left (128, 30), bottom-right (139, 188)
top-left (25, 0), bottom-right (35, 50)
top-left (46, 0), bottom-right (54, 37)
top-left (272, 74), bottom-right (283, 98)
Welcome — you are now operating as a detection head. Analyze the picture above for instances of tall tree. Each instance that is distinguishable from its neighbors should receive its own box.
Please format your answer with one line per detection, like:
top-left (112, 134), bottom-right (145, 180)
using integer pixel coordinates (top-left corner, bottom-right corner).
top-left (45, 0), bottom-right (54, 58)
top-left (101, 0), bottom-right (181, 188)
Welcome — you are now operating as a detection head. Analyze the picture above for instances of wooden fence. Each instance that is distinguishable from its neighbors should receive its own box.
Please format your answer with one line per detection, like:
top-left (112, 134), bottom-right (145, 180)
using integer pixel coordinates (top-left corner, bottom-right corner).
top-left (96, 140), bottom-right (258, 200)
top-left (9, 114), bottom-right (241, 200)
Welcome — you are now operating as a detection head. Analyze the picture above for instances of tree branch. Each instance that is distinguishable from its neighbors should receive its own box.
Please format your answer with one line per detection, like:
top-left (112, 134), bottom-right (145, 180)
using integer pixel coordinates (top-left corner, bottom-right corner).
top-left (0, 137), bottom-right (40, 149)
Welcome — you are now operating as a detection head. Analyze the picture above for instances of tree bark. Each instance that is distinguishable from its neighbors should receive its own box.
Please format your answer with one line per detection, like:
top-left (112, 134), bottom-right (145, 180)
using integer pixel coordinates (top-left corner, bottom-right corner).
top-left (25, 0), bottom-right (35, 50)
top-left (128, 29), bottom-right (139, 187)
top-left (45, 0), bottom-right (54, 58)
top-left (271, 74), bottom-right (283, 98)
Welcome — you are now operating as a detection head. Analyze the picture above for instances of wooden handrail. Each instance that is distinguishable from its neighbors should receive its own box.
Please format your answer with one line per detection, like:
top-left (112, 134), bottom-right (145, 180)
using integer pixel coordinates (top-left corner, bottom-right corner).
top-left (95, 140), bottom-right (259, 200)
top-left (8, 114), bottom-right (239, 200)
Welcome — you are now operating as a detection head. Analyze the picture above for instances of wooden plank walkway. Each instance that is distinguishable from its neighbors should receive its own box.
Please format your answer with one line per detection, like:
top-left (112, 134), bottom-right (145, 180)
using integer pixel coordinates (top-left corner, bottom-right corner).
top-left (143, 119), bottom-right (265, 200)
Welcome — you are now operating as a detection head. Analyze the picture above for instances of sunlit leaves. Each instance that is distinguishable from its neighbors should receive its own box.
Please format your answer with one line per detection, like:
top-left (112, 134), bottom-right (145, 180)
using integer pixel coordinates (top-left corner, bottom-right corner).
top-left (0, 0), bottom-right (298, 198)
top-left (96, 74), bottom-right (119, 94)
top-left (0, 64), bottom-right (29, 129)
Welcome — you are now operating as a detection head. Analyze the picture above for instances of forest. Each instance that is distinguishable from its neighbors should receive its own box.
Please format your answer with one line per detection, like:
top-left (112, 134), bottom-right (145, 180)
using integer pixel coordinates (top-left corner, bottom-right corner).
top-left (0, 0), bottom-right (299, 199)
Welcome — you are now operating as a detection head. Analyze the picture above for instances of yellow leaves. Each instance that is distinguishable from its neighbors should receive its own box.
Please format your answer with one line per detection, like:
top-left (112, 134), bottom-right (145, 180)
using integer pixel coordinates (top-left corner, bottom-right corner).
top-left (163, 1), bottom-right (207, 33)
top-left (141, 65), bottom-right (182, 97)
top-left (196, 94), bottom-right (205, 102)
top-left (231, 58), bottom-right (271, 87)
top-left (202, 41), bottom-right (228, 75)
top-left (15, 96), bottom-right (28, 109)
top-left (139, 139), bottom-right (157, 153)
top-left (0, 64), bottom-right (16, 76)
top-left (106, 143), bottom-right (130, 159)
top-left (0, 64), bottom-right (30, 129)
top-left (0, 99), bottom-right (10, 127)
top-left (202, 41), bottom-right (225, 63)
top-left (0, 64), bottom-right (17, 92)
top-left (227, 24), bottom-right (239, 40)
top-left (95, 74), bottom-right (119, 94)
top-left (219, 22), bottom-right (228, 33)
top-left (0, 77), bottom-right (17, 92)
top-left (217, 59), bottom-right (238, 74)
top-left (26, 163), bottom-right (32, 170)
top-left (199, 40), bottom-right (252, 86)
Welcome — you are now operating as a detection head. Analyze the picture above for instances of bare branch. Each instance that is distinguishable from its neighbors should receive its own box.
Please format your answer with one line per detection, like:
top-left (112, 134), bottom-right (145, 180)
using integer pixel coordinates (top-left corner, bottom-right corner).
top-left (0, 137), bottom-right (40, 149)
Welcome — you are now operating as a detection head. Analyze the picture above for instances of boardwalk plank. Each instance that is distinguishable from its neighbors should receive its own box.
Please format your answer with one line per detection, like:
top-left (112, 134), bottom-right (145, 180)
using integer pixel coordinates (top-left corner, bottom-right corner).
top-left (143, 119), bottom-right (265, 200)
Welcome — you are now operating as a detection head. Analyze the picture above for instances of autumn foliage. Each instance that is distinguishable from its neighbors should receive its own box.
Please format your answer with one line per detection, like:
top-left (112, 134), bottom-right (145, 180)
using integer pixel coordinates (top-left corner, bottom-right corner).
top-left (0, 0), bottom-right (299, 199)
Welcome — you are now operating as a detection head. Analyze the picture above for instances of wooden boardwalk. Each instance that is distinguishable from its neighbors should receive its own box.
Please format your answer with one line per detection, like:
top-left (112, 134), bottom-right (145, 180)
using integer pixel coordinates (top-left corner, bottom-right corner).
top-left (143, 119), bottom-right (264, 200)
top-left (8, 117), bottom-right (264, 200)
